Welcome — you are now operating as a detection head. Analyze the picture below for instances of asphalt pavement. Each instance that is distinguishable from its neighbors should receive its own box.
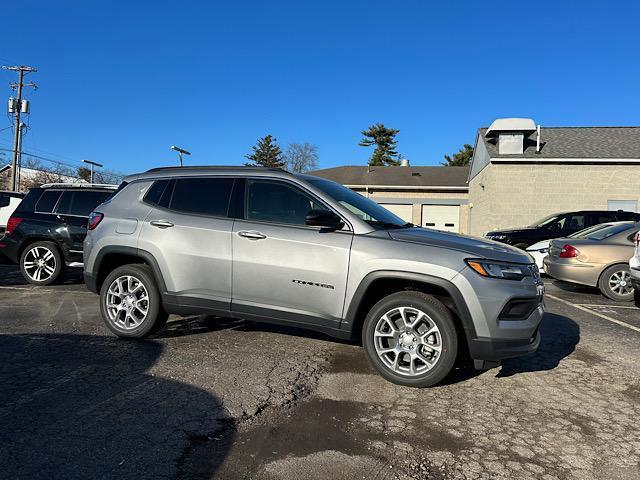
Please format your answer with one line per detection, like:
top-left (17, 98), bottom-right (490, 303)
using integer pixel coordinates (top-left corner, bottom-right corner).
top-left (1, 265), bottom-right (640, 480)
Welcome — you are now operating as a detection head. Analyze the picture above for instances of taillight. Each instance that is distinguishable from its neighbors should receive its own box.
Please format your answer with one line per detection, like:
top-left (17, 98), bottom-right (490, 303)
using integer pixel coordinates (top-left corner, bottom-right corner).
top-left (87, 212), bottom-right (104, 230)
top-left (634, 232), bottom-right (640, 246)
top-left (559, 244), bottom-right (580, 258)
top-left (5, 217), bottom-right (22, 236)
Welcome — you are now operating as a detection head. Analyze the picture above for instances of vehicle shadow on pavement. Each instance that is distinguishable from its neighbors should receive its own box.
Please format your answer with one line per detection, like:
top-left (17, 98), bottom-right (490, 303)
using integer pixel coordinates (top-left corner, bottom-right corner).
top-left (0, 264), bottom-right (84, 287)
top-left (497, 312), bottom-right (580, 377)
top-left (0, 334), bottom-right (234, 480)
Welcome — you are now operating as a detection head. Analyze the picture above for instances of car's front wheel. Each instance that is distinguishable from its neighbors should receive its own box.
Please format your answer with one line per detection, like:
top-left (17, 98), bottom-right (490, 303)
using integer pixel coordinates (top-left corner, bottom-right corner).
top-left (100, 264), bottom-right (168, 338)
top-left (362, 291), bottom-right (458, 387)
top-left (599, 264), bottom-right (635, 302)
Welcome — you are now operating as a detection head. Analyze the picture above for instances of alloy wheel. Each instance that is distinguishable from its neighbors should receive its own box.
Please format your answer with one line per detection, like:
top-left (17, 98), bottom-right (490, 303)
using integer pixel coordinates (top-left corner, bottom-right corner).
top-left (608, 270), bottom-right (634, 297)
top-left (373, 306), bottom-right (442, 377)
top-left (23, 246), bottom-right (57, 282)
top-left (105, 275), bottom-right (150, 330)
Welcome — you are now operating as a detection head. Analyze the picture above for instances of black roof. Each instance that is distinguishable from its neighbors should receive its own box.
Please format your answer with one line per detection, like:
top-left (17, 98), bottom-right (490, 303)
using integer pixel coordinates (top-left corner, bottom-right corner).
top-left (478, 126), bottom-right (640, 159)
top-left (308, 166), bottom-right (470, 188)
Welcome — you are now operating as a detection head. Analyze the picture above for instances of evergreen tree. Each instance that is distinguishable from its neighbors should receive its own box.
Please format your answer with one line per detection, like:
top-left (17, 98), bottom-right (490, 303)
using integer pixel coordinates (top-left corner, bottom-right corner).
top-left (245, 135), bottom-right (286, 168)
top-left (358, 123), bottom-right (400, 166)
top-left (441, 144), bottom-right (474, 167)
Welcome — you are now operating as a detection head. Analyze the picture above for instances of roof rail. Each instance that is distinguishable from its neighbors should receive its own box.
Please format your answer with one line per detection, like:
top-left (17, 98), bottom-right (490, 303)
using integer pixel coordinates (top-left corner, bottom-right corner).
top-left (40, 182), bottom-right (119, 189)
top-left (144, 165), bottom-right (289, 174)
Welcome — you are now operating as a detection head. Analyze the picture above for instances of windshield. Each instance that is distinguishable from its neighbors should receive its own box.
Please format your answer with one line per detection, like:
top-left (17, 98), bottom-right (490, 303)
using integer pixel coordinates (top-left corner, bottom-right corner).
top-left (530, 214), bottom-right (560, 228)
top-left (305, 177), bottom-right (410, 229)
top-left (584, 223), bottom-right (634, 241)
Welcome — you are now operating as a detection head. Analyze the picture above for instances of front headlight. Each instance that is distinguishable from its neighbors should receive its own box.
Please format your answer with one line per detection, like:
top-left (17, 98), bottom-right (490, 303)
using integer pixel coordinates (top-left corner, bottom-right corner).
top-left (466, 259), bottom-right (533, 281)
top-left (487, 234), bottom-right (507, 241)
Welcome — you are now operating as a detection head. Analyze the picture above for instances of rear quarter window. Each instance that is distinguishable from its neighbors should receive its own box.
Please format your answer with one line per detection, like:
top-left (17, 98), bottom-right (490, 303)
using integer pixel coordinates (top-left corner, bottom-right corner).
top-left (35, 190), bottom-right (63, 213)
top-left (56, 191), bottom-right (113, 217)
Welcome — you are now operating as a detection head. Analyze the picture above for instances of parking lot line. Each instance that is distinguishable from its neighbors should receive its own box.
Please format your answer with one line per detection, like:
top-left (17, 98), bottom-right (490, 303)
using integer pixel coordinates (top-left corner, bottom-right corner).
top-left (576, 304), bottom-right (639, 310)
top-left (547, 294), bottom-right (640, 333)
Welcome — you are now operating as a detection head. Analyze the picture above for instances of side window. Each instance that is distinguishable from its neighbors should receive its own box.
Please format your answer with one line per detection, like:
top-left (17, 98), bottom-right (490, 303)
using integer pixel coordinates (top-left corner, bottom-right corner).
top-left (35, 190), bottom-right (62, 213)
top-left (169, 177), bottom-right (234, 217)
top-left (615, 211), bottom-right (638, 221)
top-left (0, 194), bottom-right (9, 208)
top-left (563, 214), bottom-right (585, 232)
top-left (592, 213), bottom-right (616, 225)
top-left (56, 191), bottom-right (112, 217)
top-left (144, 180), bottom-right (171, 207)
top-left (246, 180), bottom-right (321, 225)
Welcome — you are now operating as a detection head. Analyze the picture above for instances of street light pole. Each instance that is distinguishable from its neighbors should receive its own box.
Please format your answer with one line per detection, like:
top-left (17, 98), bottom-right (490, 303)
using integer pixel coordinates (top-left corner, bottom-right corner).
top-left (82, 159), bottom-right (103, 183)
top-left (170, 145), bottom-right (191, 167)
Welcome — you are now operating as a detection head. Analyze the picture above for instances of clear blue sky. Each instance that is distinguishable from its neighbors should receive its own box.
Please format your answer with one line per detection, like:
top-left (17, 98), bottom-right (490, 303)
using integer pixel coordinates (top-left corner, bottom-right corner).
top-left (1, 0), bottom-right (638, 175)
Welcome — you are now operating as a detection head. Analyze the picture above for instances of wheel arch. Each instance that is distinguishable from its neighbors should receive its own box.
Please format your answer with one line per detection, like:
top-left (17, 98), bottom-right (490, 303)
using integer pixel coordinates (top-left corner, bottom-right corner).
top-left (597, 261), bottom-right (632, 289)
top-left (92, 246), bottom-right (167, 294)
top-left (342, 271), bottom-right (477, 347)
top-left (17, 236), bottom-right (62, 261)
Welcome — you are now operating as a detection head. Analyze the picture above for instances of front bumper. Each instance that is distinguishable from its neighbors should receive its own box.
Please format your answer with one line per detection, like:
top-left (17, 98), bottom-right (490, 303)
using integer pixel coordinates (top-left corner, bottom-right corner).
top-left (468, 329), bottom-right (541, 362)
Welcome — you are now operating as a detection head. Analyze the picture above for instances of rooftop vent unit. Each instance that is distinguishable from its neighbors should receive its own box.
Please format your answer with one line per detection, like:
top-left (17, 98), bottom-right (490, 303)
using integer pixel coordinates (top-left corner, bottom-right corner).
top-left (400, 158), bottom-right (410, 167)
top-left (485, 118), bottom-right (537, 155)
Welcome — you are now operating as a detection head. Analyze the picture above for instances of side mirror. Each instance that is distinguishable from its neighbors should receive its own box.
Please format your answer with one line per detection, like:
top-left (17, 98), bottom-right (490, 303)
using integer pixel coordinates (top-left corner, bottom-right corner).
top-left (305, 209), bottom-right (343, 230)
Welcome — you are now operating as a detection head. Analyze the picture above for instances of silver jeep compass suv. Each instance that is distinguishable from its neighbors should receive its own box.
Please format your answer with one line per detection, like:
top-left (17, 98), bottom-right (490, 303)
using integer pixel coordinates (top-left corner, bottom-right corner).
top-left (84, 166), bottom-right (544, 387)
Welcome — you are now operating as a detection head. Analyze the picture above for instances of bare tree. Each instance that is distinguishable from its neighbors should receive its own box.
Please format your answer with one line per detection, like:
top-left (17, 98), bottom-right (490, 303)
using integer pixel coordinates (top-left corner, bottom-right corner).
top-left (284, 142), bottom-right (319, 173)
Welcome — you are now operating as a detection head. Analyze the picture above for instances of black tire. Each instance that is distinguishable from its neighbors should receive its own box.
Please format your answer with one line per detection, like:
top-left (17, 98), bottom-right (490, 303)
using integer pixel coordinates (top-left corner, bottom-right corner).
top-left (635, 287), bottom-right (640, 308)
top-left (100, 264), bottom-right (168, 338)
top-left (362, 291), bottom-right (458, 388)
top-left (19, 241), bottom-right (64, 286)
top-left (598, 264), bottom-right (634, 302)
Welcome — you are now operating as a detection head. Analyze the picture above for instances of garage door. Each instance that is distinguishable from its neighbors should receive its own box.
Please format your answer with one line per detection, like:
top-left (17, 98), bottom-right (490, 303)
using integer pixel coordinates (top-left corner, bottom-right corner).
top-left (379, 203), bottom-right (413, 223)
top-left (421, 205), bottom-right (460, 232)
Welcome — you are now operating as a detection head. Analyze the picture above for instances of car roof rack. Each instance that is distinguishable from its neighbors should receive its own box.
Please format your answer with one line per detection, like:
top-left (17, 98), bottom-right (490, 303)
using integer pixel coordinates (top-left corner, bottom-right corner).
top-left (144, 165), bottom-right (289, 174)
top-left (39, 182), bottom-right (119, 189)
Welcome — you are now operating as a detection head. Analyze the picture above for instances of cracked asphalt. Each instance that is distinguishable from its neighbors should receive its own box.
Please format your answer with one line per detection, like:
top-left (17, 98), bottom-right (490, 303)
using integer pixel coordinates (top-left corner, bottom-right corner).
top-left (1, 263), bottom-right (640, 480)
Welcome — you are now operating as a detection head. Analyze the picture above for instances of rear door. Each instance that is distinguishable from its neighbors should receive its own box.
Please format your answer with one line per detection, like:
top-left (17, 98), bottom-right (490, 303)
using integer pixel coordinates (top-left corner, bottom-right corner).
top-left (138, 177), bottom-right (236, 310)
top-left (54, 190), bottom-right (113, 258)
top-left (231, 178), bottom-right (353, 328)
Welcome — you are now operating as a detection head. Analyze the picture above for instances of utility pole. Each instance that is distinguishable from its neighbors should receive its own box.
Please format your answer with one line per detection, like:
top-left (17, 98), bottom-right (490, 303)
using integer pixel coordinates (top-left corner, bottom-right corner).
top-left (3, 65), bottom-right (37, 191)
top-left (82, 159), bottom-right (103, 183)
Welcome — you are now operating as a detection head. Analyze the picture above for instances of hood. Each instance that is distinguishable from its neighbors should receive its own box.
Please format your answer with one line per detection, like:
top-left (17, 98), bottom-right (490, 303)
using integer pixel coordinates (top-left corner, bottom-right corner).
top-left (487, 226), bottom-right (535, 236)
top-left (389, 228), bottom-right (533, 263)
top-left (526, 239), bottom-right (551, 251)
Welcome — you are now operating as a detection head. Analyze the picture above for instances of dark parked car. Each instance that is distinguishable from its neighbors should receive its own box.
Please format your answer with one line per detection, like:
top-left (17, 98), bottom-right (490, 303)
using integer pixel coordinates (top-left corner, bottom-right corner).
top-left (0, 183), bottom-right (116, 285)
top-left (486, 210), bottom-right (640, 249)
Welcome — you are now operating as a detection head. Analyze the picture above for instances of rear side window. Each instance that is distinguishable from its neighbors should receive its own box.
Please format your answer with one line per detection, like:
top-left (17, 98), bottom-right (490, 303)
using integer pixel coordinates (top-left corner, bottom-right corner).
top-left (35, 190), bottom-right (62, 213)
top-left (615, 211), bottom-right (640, 221)
top-left (591, 213), bottom-right (616, 225)
top-left (56, 191), bottom-right (113, 217)
top-left (144, 180), bottom-right (171, 206)
top-left (169, 178), bottom-right (234, 217)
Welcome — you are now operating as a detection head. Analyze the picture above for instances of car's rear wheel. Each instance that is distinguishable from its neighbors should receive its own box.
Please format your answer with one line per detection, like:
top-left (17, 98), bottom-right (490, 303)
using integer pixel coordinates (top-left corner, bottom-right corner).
top-left (599, 264), bottom-right (634, 302)
top-left (100, 264), bottom-right (168, 338)
top-left (362, 291), bottom-right (458, 387)
top-left (20, 241), bottom-right (64, 286)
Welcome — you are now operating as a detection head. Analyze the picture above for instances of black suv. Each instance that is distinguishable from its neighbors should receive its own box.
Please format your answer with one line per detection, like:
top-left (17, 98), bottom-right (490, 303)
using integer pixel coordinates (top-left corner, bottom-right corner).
top-left (0, 183), bottom-right (116, 285)
top-left (486, 210), bottom-right (640, 249)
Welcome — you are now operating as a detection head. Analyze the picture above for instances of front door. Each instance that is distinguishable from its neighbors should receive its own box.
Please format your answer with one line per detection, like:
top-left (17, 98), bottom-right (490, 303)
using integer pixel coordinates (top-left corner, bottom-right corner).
top-left (231, 179), bottom-right (353, 328)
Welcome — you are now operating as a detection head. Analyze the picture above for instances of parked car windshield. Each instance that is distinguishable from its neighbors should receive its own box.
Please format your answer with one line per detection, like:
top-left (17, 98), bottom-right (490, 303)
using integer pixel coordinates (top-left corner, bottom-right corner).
top-left (584, 223), bottom-right (635, 241)
top-left (304, 177), bottom-right (410, 229)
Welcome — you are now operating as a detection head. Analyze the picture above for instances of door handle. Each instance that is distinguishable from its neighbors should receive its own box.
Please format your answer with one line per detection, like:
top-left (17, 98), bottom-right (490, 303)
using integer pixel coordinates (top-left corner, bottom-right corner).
top-left (150, 220), bottom-right (174, 229)
top-left (238, 230), bottom-right (266, 240)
